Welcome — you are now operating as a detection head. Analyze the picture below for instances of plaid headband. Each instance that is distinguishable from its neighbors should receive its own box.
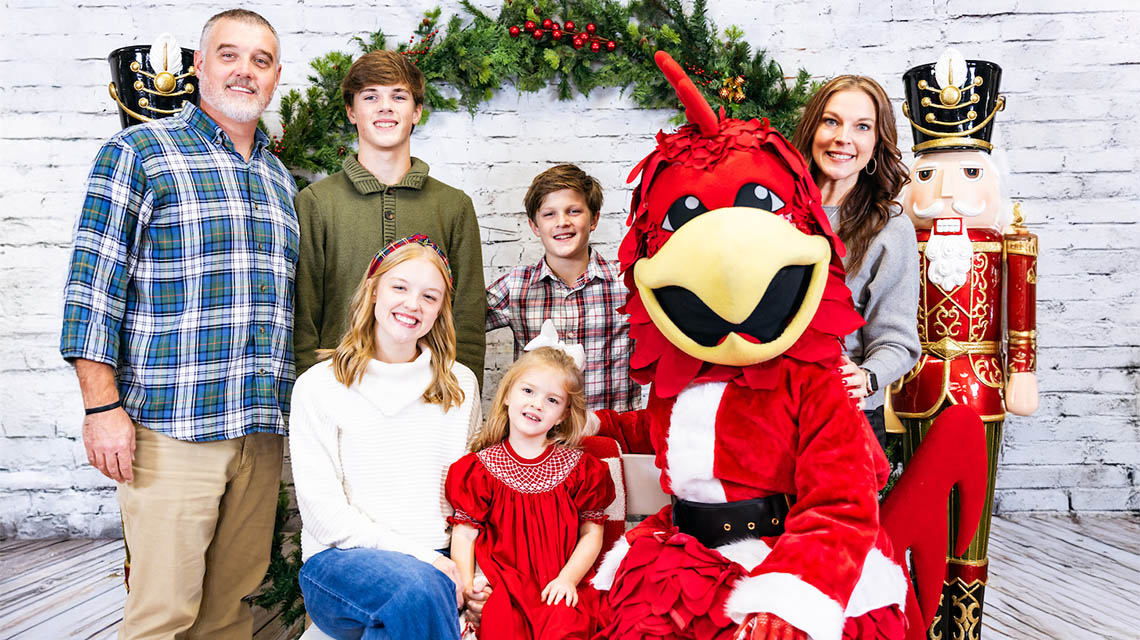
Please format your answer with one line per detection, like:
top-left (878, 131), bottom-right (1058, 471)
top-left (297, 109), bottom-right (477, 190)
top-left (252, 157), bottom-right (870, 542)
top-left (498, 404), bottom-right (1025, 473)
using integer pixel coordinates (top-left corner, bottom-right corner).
top-left (366, 234), bottom-right (453, 284)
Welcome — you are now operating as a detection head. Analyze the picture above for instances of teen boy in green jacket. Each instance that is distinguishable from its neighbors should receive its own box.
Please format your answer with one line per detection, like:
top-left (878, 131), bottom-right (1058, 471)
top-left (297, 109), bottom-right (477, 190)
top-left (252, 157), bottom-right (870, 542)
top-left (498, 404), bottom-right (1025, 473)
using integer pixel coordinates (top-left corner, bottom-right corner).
top-left (294, 50), bottom-right (485, 384)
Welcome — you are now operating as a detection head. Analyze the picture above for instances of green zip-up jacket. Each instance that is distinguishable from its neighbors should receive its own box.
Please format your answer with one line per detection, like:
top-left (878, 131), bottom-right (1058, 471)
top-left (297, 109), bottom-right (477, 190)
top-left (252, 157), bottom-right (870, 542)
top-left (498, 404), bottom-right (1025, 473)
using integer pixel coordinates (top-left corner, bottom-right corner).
top-left (294, 155), bottom-right (485, 387)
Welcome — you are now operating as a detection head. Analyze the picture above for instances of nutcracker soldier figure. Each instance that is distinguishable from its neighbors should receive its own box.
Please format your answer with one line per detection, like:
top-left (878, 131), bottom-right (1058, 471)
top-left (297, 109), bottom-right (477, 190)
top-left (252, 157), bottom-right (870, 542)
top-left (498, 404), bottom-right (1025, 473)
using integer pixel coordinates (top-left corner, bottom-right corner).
top-left (893, 48), bottom-right (1038, 640)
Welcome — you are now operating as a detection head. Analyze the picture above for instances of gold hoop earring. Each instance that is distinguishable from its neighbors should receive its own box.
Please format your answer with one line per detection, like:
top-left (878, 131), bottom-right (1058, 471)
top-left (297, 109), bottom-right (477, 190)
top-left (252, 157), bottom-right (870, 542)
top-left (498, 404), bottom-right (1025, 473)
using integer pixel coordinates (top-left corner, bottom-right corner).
top-left (865, 156), bottom-right (878, 176)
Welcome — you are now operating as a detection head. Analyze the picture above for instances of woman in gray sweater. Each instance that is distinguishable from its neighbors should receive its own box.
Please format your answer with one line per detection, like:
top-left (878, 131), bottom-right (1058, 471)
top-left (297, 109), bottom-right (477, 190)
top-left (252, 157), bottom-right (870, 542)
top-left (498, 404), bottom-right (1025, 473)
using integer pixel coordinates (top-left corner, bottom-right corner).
top-left (791, 76), bottom-right (920, 450)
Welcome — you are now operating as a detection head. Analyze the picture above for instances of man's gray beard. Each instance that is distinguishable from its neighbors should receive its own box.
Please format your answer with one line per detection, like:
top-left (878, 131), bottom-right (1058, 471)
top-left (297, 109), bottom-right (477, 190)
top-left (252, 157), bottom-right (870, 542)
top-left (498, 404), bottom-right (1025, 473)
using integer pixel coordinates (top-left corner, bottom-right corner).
top-left (925, 232), bottom-right (973, 291)
top-left (199, 76), bottom-right (268, 123)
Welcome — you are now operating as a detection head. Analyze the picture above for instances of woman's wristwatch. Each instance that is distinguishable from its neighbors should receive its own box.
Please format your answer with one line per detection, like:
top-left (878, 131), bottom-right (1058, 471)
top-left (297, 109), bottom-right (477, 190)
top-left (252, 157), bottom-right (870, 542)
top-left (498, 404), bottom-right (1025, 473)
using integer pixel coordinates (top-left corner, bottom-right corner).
top-left (862, 369), bottom-right (878, 395)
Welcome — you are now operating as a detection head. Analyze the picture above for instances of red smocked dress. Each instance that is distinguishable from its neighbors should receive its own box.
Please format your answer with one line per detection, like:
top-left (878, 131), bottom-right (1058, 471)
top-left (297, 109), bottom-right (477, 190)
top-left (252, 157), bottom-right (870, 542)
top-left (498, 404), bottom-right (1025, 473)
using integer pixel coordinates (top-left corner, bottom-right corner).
top-left (445, 441), bottom-right (616, 639)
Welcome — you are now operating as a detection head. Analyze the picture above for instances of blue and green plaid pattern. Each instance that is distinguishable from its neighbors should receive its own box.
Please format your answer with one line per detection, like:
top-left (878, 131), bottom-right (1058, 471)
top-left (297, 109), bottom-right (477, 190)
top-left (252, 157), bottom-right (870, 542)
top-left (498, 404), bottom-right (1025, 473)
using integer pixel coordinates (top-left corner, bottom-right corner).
top-left (61, 103), bottom-right (299, 442)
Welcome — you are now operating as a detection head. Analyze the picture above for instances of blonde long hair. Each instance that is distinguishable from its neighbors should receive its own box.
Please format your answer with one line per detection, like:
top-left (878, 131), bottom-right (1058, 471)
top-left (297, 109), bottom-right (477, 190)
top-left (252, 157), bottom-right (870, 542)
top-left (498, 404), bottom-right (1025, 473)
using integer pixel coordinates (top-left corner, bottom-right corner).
top-left (469, 347), bottom-right (587, 452)
top-left (319, 243), bottom-right (465, 410)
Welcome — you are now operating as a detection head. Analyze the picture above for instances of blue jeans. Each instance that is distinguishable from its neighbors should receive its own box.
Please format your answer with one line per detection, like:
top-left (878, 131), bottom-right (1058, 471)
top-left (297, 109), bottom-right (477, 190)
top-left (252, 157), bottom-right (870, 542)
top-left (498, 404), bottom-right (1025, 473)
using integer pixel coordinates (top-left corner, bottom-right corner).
top-left (299, 548), bottom-right (461, 640)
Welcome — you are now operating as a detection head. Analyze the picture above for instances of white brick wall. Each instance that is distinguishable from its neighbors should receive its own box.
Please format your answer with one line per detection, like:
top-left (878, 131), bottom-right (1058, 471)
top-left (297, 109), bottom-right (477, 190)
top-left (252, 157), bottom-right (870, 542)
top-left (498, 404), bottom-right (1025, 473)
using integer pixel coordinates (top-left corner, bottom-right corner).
top-left (1, 1), bottom-right (1136, 538)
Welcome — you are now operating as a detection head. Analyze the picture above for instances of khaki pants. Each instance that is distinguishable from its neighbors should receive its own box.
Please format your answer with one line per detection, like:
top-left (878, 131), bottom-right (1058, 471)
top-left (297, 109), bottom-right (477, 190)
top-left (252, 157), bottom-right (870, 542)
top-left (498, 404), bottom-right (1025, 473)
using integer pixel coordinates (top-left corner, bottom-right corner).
top-left (118, 425), bottom-right (284, 640)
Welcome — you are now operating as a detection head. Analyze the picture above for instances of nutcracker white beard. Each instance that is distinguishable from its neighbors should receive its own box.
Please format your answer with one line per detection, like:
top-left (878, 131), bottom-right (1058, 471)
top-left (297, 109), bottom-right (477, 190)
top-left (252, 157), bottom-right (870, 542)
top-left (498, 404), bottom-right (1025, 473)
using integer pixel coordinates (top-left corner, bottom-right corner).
top-left (925, 229), bottom-right (973, 291)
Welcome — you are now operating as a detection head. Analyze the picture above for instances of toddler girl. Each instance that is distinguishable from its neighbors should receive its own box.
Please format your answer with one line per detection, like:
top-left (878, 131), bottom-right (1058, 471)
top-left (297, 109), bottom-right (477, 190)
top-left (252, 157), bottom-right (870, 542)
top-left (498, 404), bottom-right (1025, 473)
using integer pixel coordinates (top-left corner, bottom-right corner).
top-left (446, 321), bottom-right (616, 639)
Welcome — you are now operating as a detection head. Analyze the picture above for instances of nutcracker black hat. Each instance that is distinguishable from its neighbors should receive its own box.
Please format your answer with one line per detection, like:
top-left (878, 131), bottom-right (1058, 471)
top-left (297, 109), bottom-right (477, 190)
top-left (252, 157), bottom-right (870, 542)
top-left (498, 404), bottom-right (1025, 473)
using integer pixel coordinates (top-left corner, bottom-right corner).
top-left (902, 48), bottom-right (1004, 155)
top-left (108, 33), bottom-right (198, 129)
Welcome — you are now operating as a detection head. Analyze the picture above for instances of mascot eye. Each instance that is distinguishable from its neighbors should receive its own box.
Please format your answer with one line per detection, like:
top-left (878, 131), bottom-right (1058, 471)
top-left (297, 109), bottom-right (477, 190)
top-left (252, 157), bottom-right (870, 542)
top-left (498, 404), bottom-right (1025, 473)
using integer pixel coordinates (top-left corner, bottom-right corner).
top-left (916, 169), bottom-right (936, 182)
top-left (662, 195), bottom-right (708, 232)
top-left (962, 167), bottom-right (983, 181)
top-left (734, 183), bottom-right (786, 212)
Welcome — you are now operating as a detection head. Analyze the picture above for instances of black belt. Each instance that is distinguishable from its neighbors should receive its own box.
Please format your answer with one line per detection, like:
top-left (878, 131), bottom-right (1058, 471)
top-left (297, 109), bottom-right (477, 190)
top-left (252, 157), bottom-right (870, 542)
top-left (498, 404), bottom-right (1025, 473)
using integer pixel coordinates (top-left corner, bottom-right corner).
top-left (673, 495), bottom-right (791, 548)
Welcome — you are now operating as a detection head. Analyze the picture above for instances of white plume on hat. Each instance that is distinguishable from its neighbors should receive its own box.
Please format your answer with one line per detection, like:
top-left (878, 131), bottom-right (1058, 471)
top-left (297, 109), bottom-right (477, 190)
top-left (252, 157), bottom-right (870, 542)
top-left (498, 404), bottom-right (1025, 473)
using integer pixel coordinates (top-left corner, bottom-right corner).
top-left (934, 48), bottom-right (968, 89)
top-left (149, 33), bottom-right (182, 75)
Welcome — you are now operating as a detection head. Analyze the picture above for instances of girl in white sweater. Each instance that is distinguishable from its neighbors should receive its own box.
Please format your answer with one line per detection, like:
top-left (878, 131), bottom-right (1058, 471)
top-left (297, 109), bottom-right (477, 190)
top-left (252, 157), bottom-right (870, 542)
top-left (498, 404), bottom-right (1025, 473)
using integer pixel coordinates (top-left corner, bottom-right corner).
top-left (290, 235), bottom-right (480, 640)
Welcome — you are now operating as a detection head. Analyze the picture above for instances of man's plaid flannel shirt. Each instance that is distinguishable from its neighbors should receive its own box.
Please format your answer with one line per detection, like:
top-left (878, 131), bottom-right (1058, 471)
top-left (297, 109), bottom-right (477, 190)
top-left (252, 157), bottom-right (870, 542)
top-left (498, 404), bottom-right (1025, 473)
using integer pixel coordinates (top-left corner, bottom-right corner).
top-left (60, 103), bottom-right (299, 442)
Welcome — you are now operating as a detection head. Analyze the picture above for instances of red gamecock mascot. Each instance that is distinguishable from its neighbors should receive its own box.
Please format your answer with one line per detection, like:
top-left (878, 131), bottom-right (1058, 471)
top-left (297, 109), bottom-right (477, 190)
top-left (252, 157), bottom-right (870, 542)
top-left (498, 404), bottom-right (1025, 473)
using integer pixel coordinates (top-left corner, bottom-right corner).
top-left (590, 52), bottom-right (989, 640)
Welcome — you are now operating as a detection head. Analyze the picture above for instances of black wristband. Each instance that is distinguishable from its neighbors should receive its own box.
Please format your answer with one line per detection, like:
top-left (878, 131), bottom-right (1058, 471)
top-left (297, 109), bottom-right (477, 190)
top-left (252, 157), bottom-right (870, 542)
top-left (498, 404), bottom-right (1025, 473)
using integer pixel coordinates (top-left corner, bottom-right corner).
top-left (85, 400), bottom-right (122, 415)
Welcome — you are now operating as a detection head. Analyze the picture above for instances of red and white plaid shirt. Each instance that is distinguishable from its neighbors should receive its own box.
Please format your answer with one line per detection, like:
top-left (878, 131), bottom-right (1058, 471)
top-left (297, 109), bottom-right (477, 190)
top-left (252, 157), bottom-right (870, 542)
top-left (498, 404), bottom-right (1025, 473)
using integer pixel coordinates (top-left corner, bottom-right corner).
top-left (487, 250), bottom-right (641, 412)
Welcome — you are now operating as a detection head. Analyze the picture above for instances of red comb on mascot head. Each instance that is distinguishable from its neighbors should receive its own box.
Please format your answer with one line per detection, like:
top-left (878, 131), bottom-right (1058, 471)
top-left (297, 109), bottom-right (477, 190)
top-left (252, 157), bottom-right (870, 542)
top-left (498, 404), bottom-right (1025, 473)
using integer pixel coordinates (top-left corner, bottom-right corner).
top-left (592, 52), bottom-right (988, 640)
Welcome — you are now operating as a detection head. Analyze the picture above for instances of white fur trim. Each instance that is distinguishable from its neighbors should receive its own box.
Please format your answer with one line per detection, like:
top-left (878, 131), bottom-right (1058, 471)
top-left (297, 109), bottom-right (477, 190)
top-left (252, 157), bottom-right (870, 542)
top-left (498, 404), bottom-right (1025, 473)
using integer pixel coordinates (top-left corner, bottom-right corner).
top-left (665, 382), bottom-right (728, 503)
top-left (584, 411), bottom-right (601, 437)
top-left (591, 536), bottom-right (630, 591)
top-left (844, 547), bottom-right (909, 617)
top-left (725, 573), bottom-right (845, 640)
top-left (715, 537), bottom-right (772, 572)
top-left (603, 455), bottom-right (626, 522)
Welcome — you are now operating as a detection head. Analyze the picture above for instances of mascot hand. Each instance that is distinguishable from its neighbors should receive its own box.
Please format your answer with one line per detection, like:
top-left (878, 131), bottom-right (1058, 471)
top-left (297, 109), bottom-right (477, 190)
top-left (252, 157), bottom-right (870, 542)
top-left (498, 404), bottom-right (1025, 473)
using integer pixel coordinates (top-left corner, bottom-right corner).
top-left (734, 613), bottom-right (807, 640)
top-left (1005, 372), bottom-right (1038, 415)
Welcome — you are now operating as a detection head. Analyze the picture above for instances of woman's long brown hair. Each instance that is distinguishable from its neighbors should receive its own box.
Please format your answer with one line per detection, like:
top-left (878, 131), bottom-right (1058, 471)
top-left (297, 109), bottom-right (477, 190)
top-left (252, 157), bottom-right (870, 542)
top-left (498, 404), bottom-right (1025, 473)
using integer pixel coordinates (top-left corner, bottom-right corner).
top-left (318, 244), bottom-right (465, 411)
top-left (791, 76), bottom-right (909, 274)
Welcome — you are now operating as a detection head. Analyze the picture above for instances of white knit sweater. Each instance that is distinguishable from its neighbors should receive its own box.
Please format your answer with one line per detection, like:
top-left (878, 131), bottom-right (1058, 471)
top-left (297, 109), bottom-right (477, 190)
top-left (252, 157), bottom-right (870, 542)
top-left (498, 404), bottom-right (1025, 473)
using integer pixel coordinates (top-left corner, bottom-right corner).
top-left (289, 348), bottom-right (481, 564)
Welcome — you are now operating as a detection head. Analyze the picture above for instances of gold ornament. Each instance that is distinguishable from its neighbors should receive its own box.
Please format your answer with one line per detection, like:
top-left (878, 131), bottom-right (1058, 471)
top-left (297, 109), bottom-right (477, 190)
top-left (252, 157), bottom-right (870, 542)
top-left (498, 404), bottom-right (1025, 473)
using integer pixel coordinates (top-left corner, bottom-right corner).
top-left (720, 76), bottom-right (746, 103)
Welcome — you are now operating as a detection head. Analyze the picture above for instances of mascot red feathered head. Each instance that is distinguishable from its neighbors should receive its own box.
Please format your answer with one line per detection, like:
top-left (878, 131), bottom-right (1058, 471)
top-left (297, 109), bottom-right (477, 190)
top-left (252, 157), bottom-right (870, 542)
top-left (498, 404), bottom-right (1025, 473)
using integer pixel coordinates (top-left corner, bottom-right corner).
top-left (619, 51), bottom-right (864, 398)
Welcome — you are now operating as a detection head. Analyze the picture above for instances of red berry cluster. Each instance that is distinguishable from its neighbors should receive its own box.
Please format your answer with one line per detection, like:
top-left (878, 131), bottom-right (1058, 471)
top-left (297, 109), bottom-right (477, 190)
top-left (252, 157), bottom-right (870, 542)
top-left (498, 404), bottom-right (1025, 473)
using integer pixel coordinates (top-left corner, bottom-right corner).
top-left (683, 62), bottom-right (718, 88)
top-left (508, 18), bottom-right (616, 52)
top-left (401, 27), bottom-right (440, 65)
top-left (270, 125), bottom-right (288, 156)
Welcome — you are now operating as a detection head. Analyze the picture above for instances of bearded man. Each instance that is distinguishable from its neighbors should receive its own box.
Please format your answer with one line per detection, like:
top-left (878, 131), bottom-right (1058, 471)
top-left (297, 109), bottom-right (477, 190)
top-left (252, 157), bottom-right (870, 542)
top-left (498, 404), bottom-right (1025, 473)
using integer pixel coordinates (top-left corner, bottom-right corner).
top-left (892, 48), bottom-right (1038, 640)
top-left (60, 9), bottom-right (297, 638)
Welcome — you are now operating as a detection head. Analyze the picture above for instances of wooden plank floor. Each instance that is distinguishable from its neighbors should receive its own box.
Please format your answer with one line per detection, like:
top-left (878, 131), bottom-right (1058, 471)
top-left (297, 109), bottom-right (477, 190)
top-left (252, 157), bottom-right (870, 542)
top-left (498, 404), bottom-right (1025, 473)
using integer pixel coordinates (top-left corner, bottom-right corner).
top-left (0, 539), bottom-right (302, 640)
top-left (1, 513), bottom-right (1136, 639)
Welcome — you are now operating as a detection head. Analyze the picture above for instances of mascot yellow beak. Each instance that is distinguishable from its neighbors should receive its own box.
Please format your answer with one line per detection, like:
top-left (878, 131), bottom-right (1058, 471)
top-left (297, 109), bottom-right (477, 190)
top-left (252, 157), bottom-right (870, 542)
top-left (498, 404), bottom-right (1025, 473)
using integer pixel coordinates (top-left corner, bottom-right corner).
top-left (633, 207), bottom-right (831, 366)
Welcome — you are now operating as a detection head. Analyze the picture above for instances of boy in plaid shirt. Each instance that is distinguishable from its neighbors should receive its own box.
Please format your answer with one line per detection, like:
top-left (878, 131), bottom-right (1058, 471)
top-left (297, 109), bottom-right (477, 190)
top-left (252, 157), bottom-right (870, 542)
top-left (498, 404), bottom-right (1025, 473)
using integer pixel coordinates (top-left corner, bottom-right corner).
top-left (486, 164), bottom-right (640, 412)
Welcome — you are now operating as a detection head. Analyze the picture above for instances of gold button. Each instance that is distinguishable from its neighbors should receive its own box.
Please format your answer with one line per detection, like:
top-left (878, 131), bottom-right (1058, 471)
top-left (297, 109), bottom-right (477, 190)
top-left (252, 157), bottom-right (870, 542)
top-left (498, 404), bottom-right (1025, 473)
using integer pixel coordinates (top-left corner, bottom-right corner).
top-left (771, 518), bottom-right (780, 525)
top-left (723, 523), bottom-right (731, 532)
top-left (747, 522), bottom-right (756, 530)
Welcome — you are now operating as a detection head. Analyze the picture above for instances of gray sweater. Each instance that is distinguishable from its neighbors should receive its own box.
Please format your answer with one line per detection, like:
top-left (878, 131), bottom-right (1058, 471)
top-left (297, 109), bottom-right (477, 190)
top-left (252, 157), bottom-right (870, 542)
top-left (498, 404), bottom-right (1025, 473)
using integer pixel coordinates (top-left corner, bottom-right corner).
top-left (825, 205), bottom-right (921, 409)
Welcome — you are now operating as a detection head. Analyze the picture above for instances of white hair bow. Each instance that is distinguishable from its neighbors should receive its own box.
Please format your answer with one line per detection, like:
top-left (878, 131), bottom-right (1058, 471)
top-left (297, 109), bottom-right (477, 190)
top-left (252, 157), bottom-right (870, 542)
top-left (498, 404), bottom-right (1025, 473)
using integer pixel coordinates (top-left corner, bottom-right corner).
top-left (523, 319), bottom-right (586, 370)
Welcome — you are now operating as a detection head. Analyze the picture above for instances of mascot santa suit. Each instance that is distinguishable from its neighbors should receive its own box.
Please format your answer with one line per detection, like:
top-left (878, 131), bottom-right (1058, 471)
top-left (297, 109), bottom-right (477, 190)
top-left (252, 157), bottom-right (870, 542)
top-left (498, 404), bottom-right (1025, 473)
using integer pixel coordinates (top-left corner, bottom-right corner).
top-left (589, 52), bottom-right (989, 640)
top-left (892, 48), bottom-right (1039, 640)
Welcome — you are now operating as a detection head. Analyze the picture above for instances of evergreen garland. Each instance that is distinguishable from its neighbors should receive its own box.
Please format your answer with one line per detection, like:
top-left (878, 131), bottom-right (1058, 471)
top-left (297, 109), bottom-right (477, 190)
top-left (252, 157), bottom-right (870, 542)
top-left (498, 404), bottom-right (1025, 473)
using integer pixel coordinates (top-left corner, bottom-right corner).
top-left (256, 0), bottom-right (817, 627)
top-left (269, 0), bottom-right (815, 187)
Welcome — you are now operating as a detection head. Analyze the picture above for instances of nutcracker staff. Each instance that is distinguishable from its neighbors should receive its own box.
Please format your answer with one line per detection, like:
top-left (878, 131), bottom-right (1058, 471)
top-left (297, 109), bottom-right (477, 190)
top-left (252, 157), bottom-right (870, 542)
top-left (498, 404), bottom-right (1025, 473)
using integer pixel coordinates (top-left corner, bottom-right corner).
top-left (892, 48), bottom-right (1038, 640)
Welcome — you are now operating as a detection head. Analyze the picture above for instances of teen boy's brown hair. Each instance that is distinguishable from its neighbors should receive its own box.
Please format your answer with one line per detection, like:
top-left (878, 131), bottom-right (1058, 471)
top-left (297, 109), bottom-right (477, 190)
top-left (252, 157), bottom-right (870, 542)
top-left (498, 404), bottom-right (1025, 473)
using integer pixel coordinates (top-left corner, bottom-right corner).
top-left (523, 164), bottom-right (604, 222)
top-left (341, 50), bottom-right (426, 107)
